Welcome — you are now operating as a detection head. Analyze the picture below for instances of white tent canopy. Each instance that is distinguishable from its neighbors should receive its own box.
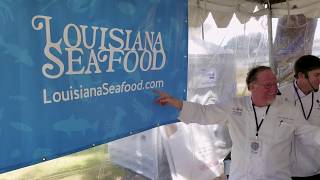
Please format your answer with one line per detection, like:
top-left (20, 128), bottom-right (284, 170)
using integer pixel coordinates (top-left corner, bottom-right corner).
top-left (189, 0), bottom-right (320, 28)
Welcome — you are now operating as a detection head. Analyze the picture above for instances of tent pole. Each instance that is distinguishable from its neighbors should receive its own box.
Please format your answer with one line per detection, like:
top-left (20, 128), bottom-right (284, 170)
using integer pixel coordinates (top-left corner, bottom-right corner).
top-left (267, 1), bottom-right (276, 75)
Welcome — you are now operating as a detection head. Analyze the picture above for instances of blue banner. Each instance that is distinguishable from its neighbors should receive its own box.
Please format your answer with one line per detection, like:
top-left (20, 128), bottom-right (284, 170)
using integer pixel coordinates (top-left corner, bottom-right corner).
top-left (0, 0), bottom-right (187, 173)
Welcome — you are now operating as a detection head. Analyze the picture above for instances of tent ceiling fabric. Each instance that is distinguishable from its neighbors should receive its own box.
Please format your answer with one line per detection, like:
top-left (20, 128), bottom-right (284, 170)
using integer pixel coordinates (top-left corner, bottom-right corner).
top-left (271, 0), bottom-right (320, 18)
top-left (189, 0), bottom-right (266, 28)
top-left (189, 0), bottom-right (320, 28)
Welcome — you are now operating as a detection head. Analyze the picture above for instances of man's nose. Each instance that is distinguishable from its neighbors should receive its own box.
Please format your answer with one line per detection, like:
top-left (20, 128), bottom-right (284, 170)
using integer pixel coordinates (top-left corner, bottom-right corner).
top-left (270, 85), bottom-right (278, 93)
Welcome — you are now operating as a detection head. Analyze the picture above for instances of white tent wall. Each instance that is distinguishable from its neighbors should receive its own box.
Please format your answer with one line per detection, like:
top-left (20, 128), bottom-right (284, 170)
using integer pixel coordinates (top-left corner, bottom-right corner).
top-left (108, 5), bottom-right (272, 180)
top-left (189, 0), bottom-right (320, 82)
top-left (108, 1), bottom-right (320, 180)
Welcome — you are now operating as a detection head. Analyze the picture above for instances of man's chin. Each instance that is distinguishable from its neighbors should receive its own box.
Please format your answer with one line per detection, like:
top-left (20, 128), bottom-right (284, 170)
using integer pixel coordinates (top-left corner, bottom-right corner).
top-left (266, 97), bottom-right (276, 105)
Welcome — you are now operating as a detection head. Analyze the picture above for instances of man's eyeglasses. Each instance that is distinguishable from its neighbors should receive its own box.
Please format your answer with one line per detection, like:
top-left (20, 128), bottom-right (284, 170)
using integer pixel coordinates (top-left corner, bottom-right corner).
top-left (254, 83), bottom-right (278, 89)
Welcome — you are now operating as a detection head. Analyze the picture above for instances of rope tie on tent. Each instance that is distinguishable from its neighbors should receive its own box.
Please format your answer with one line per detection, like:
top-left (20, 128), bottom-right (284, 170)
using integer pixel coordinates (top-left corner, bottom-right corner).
top-left (286, 0), bottom-right (291, 26)
top-left (201, 0), bottom-right (208, 40)
top-left (196, 0), bottom-right (205, 40)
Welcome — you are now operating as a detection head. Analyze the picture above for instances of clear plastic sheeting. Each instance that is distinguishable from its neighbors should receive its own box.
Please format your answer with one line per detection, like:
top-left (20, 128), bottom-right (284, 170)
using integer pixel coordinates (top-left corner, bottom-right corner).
top-left (108, 123), bottom-right (231, 180)
top-left (161, 123), bottom-right (231, 180)
top-left (107, 13), bottom-right (272, 180)
top-left (188, 54), bottom-right (236, 104)
top-left (108, 128), bottom-right (171, 180)
top-left (273, 15), bottom-right (319, 84)
top-left (312, 20), bottom-right (320, 57)
top-left (190, 13), bottom-right (269, 94)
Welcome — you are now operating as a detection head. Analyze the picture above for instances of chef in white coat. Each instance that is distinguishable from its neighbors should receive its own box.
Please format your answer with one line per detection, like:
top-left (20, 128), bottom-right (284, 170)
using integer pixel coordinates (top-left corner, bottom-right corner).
top-left (279, 55), bottom-right (320, 180)
top-left (155, 66), bottom-right (320, 180)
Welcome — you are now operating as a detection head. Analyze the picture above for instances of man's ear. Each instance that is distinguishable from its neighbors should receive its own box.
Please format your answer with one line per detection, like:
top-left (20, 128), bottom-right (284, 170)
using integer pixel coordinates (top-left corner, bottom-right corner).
top-left (297, 72), bottom-right (307, 79)
top-left (248, 83), bottom-right (253, 91)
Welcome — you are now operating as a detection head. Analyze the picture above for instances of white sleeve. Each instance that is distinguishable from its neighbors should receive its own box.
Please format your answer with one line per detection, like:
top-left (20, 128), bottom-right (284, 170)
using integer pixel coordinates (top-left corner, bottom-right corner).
top-left (178, 101), bottom-right (231, 126)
